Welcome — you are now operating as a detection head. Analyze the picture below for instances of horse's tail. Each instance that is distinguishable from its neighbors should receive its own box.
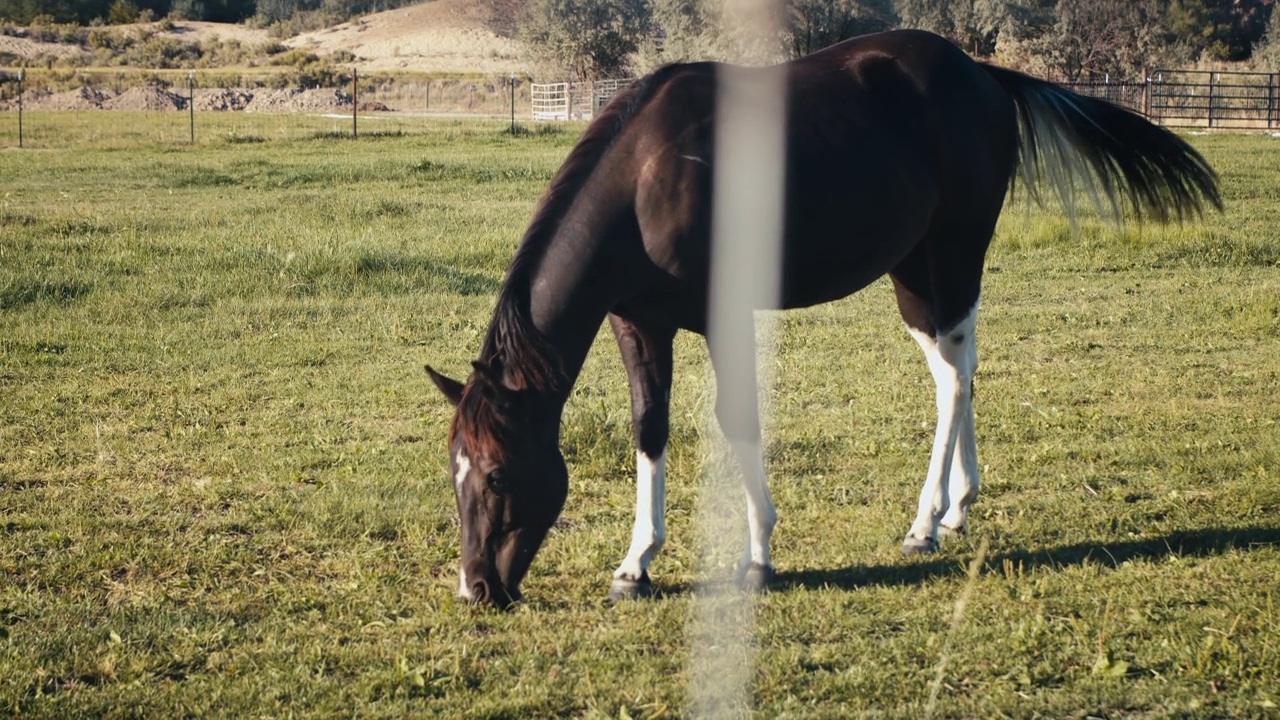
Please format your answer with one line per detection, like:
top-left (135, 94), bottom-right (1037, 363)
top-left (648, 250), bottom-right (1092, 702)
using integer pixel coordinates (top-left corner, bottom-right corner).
top-left (980, 63), bottom-right (1222, 225)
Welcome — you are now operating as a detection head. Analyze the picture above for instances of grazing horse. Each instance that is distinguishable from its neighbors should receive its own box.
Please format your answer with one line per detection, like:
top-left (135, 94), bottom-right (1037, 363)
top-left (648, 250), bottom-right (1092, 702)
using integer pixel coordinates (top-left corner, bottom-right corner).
top-left (426, 29), bottom-right (1221, 607)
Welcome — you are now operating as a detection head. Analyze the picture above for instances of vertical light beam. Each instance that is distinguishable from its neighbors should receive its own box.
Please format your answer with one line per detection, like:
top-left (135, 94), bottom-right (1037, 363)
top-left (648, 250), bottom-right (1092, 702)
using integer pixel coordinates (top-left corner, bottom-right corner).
top-left (688, 3), bottom-right (787, 716)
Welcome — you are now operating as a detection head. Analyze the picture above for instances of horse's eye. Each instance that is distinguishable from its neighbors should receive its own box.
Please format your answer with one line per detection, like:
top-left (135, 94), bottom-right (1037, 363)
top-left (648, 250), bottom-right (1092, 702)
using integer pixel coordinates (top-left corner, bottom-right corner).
top-left (486, 469), bottom-right (507, 493)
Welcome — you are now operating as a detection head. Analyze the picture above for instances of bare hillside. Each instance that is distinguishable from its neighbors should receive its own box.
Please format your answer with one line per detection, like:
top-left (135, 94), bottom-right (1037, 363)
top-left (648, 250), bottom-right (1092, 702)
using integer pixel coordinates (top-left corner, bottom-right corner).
top-left (0, 0), bottom-right (527, 74)
top-left (288, 0), bottom-right (525, 73)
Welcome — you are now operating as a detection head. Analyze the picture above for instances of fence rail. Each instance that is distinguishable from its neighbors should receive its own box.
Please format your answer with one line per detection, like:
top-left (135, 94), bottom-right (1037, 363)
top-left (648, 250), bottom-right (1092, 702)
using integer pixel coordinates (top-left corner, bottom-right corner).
top-left (531, 70), bottom-right (1280, 129)
top-left (5, 68), bottom-right (1280, 136)
top-left (1062, 69), bottom-right (1280, 129)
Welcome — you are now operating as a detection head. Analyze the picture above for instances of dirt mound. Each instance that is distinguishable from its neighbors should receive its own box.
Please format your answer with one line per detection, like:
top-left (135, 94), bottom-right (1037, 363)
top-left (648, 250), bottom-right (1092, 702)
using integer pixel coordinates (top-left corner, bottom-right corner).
top-left (242, 88), bottom-right (296, 112)
top-left (24, 86), bottom-right (111, 110)
top-left (357, 100), bottom-right (392, 111)
top-left (244, 87), bottom-right (351, 113)
top-left (192, 88), bottom-right (254, 111)
top-left (103, 86), bottom-right (185, 110)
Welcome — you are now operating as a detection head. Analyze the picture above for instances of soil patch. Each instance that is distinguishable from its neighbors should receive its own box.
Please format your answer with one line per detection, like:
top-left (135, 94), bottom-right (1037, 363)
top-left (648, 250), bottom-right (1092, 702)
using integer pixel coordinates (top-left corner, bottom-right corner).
top-left (23, 87), bottom-right (111, 110)
top-left (103, 86), bottom-right (185, 110)
top-left (192, 88), bottom-right (254, 111)
top-left (244, 88), bottom-right (351, 112)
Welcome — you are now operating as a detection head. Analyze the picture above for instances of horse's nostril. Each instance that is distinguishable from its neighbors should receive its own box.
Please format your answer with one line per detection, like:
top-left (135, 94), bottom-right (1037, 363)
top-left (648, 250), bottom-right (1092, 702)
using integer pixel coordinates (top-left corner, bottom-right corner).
top-left (470, 580), bottom-right (490, 604)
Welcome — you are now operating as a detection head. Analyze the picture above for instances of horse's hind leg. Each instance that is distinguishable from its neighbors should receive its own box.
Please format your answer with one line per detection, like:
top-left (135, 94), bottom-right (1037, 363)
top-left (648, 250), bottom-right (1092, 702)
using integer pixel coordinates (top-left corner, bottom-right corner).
top-left (891, 244), bottom-right (984, 555)
top-left (607, 313), bottom-right (676, 600)
top-left (707, 310), bottom-right (776, 590)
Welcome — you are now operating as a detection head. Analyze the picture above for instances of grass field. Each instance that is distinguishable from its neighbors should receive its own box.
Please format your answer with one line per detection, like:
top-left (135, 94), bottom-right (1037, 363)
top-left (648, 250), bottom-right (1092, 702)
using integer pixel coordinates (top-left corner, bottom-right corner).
top-left (2, 112), bottom-right (1279, 718)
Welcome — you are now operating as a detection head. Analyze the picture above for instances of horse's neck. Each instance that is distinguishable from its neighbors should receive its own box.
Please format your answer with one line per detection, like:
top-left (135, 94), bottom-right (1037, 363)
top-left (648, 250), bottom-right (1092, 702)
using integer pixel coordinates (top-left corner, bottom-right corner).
top-left (492, 137), bottom-right (637, 411)
top-left (493, 226), bottom-right (620, 411)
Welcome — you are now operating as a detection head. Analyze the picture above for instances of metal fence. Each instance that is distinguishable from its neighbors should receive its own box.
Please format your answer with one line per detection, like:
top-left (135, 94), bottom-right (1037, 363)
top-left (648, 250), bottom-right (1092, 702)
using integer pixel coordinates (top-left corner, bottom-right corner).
top-left (531, 78), bottom-right (636, 121)
top-left (1057, 79), bottom-right (1148, 115)
top-left (0, 70), bottom-right (534, 148)
top-left (530, 70), bottom-right (1280, 130)
top-left (7, 66), bottom-right (1280, 145)
top-left (1148, 69), bottom-right (1280, 129)
top-left (1062, 69), bottom-right (1280, 129)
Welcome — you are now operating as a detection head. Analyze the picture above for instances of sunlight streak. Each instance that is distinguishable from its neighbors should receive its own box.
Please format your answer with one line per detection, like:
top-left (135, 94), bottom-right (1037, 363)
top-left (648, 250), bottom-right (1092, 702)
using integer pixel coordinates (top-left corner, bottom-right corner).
top-left (688, 1), bottom-right (787, 715)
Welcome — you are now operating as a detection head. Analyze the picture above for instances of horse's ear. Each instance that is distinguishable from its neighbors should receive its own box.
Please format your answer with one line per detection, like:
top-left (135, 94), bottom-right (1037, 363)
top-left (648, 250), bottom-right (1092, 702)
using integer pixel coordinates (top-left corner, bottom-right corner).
top-left (470, 359), bottom-right (504, 388)
top-left (425, 365), bottom-right (464, 406)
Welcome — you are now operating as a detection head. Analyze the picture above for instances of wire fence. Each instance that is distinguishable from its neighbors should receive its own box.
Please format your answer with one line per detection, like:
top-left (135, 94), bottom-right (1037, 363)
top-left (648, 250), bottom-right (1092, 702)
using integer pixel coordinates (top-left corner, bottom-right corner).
top-left (6, 65), bottom-right (1280, 149)
top-left (528, 69), bottom-right (1280, 130)
top-left (1056, 69), bottom-right (1280, 130)
top-left (0, 69), bottom-right (532, 148)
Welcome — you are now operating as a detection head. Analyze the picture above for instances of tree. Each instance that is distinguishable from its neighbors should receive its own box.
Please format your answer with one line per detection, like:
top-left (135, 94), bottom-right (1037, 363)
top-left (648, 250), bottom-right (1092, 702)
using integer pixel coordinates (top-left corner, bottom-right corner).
top-left (1165, 0), bottom-right (1271, 62)
top-left (520, 0), bottom-right (652, 80)
top-left (1037, 0), bottom-right (1165, 80)
top-left (895, 0), bottom-right (1023, 55)
top-left (641, 0), bottom-right (722, 64)
top-left (786, 0), bottom-right (894, 57)
top-left (106, 0), bottom-right (138, 22)
top-left (1251, 1), bottom-right (1280, 68)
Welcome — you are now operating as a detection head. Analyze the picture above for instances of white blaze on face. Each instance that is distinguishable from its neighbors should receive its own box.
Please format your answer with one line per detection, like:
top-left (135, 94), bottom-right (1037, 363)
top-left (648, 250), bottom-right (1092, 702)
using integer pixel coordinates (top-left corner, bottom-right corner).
top-left (455, 450), bottom-right (475, 600)
top-left (454, 450), bottom-right (472, 489)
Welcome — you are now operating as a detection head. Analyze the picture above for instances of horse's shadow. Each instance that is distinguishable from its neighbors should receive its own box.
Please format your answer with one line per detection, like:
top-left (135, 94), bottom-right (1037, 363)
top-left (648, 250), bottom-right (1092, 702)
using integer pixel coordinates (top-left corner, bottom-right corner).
top-left (773, 525), bottom-right (1280, 591)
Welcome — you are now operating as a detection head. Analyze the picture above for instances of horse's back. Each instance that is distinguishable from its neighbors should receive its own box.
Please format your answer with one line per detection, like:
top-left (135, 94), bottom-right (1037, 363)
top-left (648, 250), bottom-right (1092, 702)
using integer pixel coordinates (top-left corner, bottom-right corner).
top-left (617, 30), bottom-right (1019, 324)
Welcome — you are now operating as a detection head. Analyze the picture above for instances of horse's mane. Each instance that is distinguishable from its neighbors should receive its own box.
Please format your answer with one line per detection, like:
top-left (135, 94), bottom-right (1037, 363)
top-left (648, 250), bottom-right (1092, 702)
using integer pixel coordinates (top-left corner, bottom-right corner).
top-left (452, 68), bottom-right (678, 461)
top-left (476, 69), bottom-right (674, 393)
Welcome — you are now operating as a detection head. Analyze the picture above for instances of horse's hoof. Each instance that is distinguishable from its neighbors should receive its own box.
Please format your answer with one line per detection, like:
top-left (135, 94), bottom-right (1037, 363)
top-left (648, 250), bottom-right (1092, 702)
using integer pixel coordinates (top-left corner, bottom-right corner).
top-left (937, 523), bottom-right (966, 541)
top-left (607, 572), bottom-right (654, 602)
top-left (738, 562), bottom-right (776, 592)
top-left (902, 536), bottom-right (938, 556)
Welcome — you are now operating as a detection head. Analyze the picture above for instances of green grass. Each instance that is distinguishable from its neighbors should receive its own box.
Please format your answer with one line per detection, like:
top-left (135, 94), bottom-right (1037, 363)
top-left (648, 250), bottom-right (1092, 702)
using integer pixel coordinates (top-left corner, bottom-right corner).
top-left (2, 113), bottom-right (1279, 718)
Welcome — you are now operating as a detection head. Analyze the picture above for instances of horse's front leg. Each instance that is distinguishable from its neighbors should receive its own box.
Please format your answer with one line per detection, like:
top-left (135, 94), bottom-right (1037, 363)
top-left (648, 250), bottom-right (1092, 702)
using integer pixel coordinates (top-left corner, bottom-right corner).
top-left (708, 313), bottom-right (776, 590)
top-left (607, 314), bottom-right (676, 600)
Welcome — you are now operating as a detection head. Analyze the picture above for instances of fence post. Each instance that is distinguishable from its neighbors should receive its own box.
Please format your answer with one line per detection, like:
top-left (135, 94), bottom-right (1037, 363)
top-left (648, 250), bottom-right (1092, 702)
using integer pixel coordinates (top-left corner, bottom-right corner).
top-left (188, 70), bottom-right (195, 145)
top-left (17, 68), bottom-right (23, 149)
top-left (352, 68), bottom-right (358, 139)
top-left (1203, 71), bottom-right (1213, 127)
top-left (1270, 73), bottom-right (1276, 130)
top-left (1142, 68), bottom-right (1150, 118)
top-left (509, 75), bottom-right (515, 135)
top-left (566, 83), bottom-right (572, 121)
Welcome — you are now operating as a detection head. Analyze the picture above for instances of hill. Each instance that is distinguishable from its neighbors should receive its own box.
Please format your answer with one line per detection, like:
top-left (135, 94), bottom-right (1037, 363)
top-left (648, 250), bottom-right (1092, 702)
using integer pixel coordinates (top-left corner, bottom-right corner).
top-left (288, 0), bottom-right (523, 73)
top-left (0, 0), bottom-right (528, 74)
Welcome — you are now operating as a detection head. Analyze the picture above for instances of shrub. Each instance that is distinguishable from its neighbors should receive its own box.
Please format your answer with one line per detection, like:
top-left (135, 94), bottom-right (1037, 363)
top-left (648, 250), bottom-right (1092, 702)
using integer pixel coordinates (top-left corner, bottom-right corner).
top-left (268, 47), bottom-right (320, 66)
top-left (87, 28), bottom-right (133, 51)
top-left (258, 40), bottom-right (288, 55)
top-left (108, 0), bottom-right (141, 24)
top-left (137, 36), bottom-right (203, 68)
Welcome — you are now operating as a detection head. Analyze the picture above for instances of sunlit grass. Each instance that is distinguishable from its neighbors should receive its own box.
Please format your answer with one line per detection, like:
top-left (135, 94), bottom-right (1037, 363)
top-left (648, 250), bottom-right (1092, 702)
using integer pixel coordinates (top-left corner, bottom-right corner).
top-left (1, 117), bottom-right (1278, 717)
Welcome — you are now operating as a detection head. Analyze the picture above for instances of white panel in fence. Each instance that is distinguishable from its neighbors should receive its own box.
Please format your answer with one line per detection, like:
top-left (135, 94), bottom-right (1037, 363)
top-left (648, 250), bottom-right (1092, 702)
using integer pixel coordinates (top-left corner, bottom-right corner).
top-left (531, 82), bottom-right (569, 120)
top-left (531, 79), bottom-right (636, 121)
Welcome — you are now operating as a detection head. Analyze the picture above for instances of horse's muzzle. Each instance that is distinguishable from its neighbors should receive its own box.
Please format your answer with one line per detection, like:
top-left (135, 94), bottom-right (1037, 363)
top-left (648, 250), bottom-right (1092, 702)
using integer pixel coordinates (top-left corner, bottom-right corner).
top-left (461, 574), bottom-right (521, 609)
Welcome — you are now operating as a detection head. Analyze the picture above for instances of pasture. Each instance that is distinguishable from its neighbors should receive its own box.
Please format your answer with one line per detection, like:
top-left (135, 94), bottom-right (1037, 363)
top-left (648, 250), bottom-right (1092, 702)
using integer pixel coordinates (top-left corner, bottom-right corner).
top-left (1, 112), bottom-right (1279, 718)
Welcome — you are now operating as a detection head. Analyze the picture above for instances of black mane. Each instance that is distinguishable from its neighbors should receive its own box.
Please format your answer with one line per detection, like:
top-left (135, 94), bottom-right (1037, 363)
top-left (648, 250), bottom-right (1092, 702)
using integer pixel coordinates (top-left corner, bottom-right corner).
top-left (476, 69), bottom-right (674, 392)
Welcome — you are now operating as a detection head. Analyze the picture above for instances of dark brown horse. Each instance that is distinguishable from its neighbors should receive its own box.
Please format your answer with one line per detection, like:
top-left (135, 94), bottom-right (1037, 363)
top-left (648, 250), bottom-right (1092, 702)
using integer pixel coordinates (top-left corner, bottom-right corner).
top-left (426, 30), bottom-right (1220, 607)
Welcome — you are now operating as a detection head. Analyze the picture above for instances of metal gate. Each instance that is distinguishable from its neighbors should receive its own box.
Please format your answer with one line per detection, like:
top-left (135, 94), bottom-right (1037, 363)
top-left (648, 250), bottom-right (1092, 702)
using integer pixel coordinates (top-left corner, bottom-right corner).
top-left (1148, 70), bottom-right (1280, 129)
top-left (530, 79), bottom-right (636, 121)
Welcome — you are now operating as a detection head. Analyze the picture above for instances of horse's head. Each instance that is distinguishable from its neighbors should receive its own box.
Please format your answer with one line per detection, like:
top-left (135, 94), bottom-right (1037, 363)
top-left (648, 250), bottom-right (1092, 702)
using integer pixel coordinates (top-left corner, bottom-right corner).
top-left (426, 361), bottom-right (568, 608)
